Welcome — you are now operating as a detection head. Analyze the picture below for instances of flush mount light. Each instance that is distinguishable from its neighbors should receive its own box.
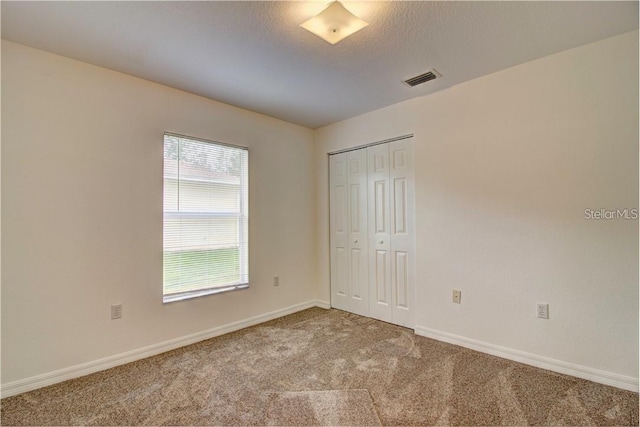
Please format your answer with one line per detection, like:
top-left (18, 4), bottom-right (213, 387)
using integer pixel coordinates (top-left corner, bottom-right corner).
top-left (300, 1), bottom-right (369, 45)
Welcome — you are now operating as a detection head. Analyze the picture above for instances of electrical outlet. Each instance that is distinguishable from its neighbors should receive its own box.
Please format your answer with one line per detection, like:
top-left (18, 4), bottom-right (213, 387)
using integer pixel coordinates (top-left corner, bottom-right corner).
top-left (452, 290), bottom-right (461, 304)
top-left (111, 304), bottom-right (123, 320)
top-left (537, 303), bottom-right (549, 319)
top-left (273, 276), bottom-right (280, 287)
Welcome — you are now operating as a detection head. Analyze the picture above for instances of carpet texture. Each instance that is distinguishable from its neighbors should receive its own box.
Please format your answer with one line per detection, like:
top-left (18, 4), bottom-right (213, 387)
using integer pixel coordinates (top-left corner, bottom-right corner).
top-left (265, 389), bottom-right (381, 426)
top-left (1, 308), bottom-right (638, 426)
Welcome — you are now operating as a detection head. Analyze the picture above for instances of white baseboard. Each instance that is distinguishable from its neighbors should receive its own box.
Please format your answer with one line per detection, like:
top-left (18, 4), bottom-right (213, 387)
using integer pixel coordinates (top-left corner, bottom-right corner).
top-left (1, 300), bottom-right (330, 398)
top-left (414, 325), bottom-right (639, 393)
top-left (314, 299), bottom-right (331, 309)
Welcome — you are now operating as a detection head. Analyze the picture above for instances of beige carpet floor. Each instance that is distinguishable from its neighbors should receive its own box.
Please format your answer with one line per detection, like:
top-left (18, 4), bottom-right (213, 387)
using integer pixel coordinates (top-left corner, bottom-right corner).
top-left (1, 308), bottom-right (638, 426)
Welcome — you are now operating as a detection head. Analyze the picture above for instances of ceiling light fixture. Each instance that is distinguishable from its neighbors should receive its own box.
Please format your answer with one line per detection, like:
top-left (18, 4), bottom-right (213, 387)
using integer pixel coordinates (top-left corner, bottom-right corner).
top-left (300, 1), bottom-right (369, 45)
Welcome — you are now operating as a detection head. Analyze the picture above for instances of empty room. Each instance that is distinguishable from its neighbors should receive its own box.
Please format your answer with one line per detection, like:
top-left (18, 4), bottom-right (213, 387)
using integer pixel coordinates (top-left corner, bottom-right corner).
top-left (1, 1), bottom-right (638, 426)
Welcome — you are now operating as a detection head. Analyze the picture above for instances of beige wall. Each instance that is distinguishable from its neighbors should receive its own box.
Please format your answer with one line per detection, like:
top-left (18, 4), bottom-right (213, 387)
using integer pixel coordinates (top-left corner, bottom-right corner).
top-left (1, 41), bottom-right (317, 385)
top-left (315, 31), bottom-right (639, 382)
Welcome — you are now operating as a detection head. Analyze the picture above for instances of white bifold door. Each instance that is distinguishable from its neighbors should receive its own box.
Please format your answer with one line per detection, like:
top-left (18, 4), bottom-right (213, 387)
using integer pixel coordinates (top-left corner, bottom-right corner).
top-left (329, 138), bottom-right (415, 328)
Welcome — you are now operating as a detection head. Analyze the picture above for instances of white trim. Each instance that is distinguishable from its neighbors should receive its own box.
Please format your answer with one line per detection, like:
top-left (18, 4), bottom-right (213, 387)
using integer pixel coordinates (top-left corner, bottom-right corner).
top-left (414, 325), bottom-right (639, 393)
top-left (1, 300), bottom-right (330, 398)
top-left (314, 299), bottom-right (331, 309)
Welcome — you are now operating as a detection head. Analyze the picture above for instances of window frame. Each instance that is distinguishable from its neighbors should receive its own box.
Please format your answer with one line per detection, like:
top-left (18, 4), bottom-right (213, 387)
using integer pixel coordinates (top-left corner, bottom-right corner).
top-left (162, 132), bottom-right (249, 303)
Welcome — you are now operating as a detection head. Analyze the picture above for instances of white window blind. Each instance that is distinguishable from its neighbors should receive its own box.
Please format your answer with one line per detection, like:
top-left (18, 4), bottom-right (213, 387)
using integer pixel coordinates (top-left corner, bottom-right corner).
top-left (163, 133), bottom-right (249, 302)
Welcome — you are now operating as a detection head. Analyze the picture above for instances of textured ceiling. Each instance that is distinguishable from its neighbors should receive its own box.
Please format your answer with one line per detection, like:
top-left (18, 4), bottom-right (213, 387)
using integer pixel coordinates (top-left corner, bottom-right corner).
top-left (1, 1), bottom-right (638, 129)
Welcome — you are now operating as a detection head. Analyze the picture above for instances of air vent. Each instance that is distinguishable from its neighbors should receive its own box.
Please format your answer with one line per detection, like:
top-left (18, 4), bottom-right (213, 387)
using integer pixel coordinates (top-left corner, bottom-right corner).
top-left (403, 69), bottom-right (441, 87)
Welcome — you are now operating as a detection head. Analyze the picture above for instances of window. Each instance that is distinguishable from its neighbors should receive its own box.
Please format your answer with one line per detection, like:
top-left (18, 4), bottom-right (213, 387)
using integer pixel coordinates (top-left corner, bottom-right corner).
top-left (163, 133), bottom-right (249, 303)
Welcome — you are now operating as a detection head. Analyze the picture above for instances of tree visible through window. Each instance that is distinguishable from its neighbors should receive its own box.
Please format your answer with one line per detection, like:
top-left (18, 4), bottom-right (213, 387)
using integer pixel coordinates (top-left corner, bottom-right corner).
top-left (163, 133), bottom-right (249, 302)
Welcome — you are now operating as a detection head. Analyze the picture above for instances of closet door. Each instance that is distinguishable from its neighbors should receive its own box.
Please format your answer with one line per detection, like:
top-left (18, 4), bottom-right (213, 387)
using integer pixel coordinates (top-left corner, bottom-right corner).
top-left (388, 139), bottom-right (415, 328)
top-left (330, 138), bottom-right (414, 328)
top-left (329, 153), bottom-right (349, 311)
top-left (346, 149), bottom-right (369, 316)
top-left (367, 144), bottom-right (393, 323)
top-left (329, 149), bottom-right (369, 316)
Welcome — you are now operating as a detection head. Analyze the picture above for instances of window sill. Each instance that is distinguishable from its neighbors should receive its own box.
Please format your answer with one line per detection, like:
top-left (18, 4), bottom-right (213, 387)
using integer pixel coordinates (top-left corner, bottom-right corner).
top-left (163, 283), bottom-right (249, 304)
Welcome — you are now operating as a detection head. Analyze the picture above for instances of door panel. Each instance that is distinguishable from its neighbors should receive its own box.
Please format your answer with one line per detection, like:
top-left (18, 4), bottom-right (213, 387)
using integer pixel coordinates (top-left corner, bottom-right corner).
top-left (389, 139), bottom-right (415, 328)
top-left (346, 149), bottom-right (369, 316)
top-left (367, 144), bottom-right (392, 323)
top-left (374, 180), bottom-right (386, 233)
top-left (393, 178), bottom-right (407, 234)
top-left (335, 247), bottom-right (347, 297)
top-left (350, 184), bottom-right (361, 233)
top-left (375, 250), bottom-right (388, 304)
top-left (350, 248), bottom-right (362, 298)
top-left (329, 154), bottom-right (348, 310)
top-left (334, 185), bottom-right (346, 233)
top-left (394, 251), bottom-right (409, 308)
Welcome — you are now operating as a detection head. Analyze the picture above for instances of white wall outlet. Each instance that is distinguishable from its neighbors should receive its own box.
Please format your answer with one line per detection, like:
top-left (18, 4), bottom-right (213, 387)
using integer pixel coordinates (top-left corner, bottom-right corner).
top-left (452, 290), bottom-right (461, 304)
top-left (537, 303), bottom-right (549, 319)
top-left (273, 276), bottom-right (280, 287)
top-left (111, 304), bottom-right (123, 320)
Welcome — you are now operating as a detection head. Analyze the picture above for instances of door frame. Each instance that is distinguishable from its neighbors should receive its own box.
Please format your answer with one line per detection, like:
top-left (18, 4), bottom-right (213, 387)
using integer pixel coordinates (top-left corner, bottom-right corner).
top-left (327, 134), bottom-right (414, 156)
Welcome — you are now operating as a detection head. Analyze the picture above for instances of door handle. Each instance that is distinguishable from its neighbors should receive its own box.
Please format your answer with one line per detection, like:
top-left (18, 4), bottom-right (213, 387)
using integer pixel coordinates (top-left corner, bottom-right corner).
top-left (353, 239), bottom-right (358, 244)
